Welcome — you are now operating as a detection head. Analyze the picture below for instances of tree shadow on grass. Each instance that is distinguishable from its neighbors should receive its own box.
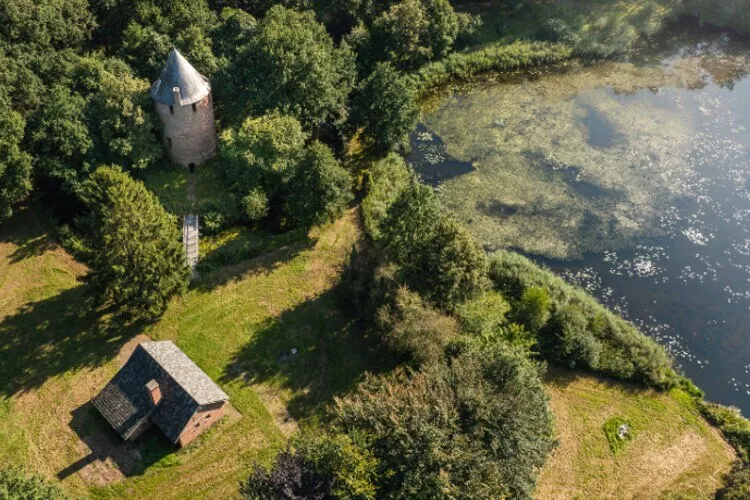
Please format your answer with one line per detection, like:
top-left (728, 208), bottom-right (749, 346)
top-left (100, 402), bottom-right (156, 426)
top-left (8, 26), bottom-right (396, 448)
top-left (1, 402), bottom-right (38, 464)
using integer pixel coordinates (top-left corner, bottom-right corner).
top-left (192, 230), bottom-right (315, 293)
top-left (0, 284), bottom-right (146, 398)
top-left (221, 286), bottom-right (397, 420)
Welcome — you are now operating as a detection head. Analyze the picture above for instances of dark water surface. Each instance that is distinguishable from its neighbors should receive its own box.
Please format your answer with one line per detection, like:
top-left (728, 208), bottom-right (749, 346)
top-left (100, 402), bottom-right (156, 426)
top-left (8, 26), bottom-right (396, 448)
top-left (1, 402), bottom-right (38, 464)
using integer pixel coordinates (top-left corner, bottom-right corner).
top-left (410, 29), bottom-right (750, 415)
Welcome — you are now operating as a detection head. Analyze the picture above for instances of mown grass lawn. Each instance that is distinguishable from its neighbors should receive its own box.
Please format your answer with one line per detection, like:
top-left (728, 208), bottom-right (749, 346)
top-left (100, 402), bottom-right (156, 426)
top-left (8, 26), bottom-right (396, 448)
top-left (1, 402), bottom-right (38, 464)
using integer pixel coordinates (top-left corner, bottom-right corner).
top-left (0, 203), bottom-right (385, 499)
top-left (536, 369), bottom-right (736, 499)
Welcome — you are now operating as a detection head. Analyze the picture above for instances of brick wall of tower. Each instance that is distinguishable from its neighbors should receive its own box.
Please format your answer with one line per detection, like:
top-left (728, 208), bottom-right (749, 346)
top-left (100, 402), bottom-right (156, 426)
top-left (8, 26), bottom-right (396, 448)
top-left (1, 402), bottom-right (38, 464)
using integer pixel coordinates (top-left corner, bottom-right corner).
top-left (155, 93), bottom-right (217, 167)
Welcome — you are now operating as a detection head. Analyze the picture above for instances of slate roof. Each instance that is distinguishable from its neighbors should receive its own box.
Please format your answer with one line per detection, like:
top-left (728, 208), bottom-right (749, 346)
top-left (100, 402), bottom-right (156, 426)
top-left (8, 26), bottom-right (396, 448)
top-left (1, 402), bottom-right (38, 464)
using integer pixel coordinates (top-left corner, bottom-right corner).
top-left (93, 341), bottom-right (228, 444)
top-left (150, 48), bottom-right (210, 106)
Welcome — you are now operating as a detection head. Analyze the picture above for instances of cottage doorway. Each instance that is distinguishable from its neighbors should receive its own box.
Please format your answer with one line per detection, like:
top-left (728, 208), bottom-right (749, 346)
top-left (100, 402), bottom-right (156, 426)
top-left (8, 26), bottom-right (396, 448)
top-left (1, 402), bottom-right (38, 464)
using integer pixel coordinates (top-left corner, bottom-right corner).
top-left (188, 163), bottom-right (195, 173)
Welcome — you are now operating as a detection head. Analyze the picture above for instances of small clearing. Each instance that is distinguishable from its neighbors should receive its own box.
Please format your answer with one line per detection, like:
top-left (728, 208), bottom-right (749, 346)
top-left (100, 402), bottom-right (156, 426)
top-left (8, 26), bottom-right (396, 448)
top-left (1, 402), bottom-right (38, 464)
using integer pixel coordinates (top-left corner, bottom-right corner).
top-left (536, 369), bottom-right (736, 499)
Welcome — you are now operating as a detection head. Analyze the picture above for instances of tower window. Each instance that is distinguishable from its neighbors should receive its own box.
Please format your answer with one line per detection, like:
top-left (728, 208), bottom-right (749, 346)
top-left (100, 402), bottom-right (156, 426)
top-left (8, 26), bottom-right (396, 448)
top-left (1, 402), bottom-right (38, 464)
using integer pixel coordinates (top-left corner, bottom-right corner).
top-left (192, 103), bottom-right (197, 113)
top-left (169, 105), bottom-right (174, 115)
top-left (167, 137), bottom-right (172, 149)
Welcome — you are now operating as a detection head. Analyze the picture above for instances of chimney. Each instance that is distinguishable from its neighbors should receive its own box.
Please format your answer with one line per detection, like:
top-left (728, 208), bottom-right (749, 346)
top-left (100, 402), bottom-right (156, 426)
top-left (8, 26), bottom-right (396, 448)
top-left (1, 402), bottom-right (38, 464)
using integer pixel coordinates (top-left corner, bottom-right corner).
top-left (146, 379), bottom-right (162, 406)
top-left (172, 87), bottom-right (181, 105)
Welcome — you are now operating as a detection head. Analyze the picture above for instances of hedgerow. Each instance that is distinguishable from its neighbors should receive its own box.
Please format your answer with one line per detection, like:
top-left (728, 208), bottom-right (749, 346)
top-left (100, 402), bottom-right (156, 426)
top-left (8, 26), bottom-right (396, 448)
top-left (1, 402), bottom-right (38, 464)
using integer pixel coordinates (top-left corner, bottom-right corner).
top-left (411, 40), bottom-right (574, 100)
top-left (488, 250), bottom-right (679, 388)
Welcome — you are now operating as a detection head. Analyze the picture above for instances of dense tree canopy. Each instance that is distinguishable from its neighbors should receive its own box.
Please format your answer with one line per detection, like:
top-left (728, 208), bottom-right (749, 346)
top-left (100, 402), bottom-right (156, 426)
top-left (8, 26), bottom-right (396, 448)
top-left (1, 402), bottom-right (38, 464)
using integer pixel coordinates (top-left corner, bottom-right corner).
top-left (351, 62), bottom-right (419, 153)
top-left (381, 181), bottom-right (488, 309)
top-left (225, 6), bottom-right (356, 129)
top-left (0, 90), bottom-right (32, 221)
top-left (333, 344), bottom-right (554, 498)
top-left (72, 166), bottom-right (188, 318)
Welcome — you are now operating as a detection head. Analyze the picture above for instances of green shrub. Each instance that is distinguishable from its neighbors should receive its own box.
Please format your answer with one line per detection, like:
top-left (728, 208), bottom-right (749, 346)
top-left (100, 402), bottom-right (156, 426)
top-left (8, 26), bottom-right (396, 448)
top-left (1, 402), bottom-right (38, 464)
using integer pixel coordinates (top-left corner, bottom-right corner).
top-left (515, 286), bottom-right (551, 332)
top-left (351, 62), bottom-right (420, 153)
top-left (489, 250), bottom-right (678, 388)
top-left (0, 466), bottom-right (66, 499)
top-left (361, 154), bottom-right (413, 240)
top-left (333, 343), bottom-right (554, 499)
top-left (545, 304), bottom-right (602, 370)
top-left (202, 211), bottom-right (226, 235)
top-left (376, 286), bottom-right (460, 364)
top-left (412, 41), bottom-right (574, 100)
top-left (381, 182), bottom-right (488, 310)
top-left (700, 402), bottom-right (750, 463)
top-left (285, 141), bottom-right (353, 229)
top-left (242, 188), bottom-right (269, 222)
top-left (718, 463), bottom-right (750, 500)
top-left (603, 417), bottom-right (633, 457)
top-left (456, 291), bottom-right (510, 337)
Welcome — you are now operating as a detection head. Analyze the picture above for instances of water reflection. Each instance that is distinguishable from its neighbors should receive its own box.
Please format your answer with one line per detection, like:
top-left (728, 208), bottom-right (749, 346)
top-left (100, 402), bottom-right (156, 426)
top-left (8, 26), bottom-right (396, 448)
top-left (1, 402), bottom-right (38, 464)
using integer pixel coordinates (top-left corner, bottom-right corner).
top-left (410, 28), bottom-right (750, 415)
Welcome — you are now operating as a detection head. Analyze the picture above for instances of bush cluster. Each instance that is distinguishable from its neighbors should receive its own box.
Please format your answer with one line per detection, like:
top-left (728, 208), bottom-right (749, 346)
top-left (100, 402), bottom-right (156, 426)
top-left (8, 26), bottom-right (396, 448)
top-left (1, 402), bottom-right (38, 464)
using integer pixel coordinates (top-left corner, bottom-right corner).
top-left (489, 250), bottom-right (678, 388)
top-left (412, 40), bottom-right (574, 100)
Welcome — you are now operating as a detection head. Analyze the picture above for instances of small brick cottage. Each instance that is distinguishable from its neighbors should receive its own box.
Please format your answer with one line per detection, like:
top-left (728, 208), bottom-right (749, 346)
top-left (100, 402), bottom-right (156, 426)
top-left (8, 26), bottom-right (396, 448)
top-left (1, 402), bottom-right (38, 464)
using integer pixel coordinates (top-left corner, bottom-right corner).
top-left (93, 341), bottom-right (229, 447)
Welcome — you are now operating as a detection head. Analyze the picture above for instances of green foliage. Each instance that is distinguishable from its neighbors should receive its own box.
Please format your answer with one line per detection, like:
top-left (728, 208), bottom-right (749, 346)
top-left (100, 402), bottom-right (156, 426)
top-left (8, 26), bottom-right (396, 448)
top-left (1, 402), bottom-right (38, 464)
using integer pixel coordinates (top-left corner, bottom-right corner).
top-left (28, 84), bottom-right (92, 184)
top-left (456, 290), bottom-right (509, 336)
top-left (226, 6), bottom-right (355, 129)
top-left (294, 430), bottom-right (379, 500)
top-left (220, 112), bottom-right (306, 196)
top-left (700, 402), bottom-right (750, 463)
top-left (94, 0), bottom-right (217, 77)
top-left (0, 466), bottom-right (66, 499)
top-left (376, 286), bottom-right (460, 364)
top-left (82, 59), bottom-right (163, 171)
top-left (242, 188), bottom-right (269, 222)
top-left (361, 153), bottom-right (411, 240)
top-left (545, 303), bottom-right (602, 369)
top-left (603, 416), bottom-right (633, 457)
top-left (489, 250), bottom-right (678, 388)
top-left (369, 0), bottom-right (459, 70)
top-left (285, 142), bottom-right (354, 228)
top-left (72, 166), bottom-right (188, 318)
top-left (0, 90), bottom-right (32, 221)
top-left (718, 463), bottom-right (750, 500)
top-left (412, 40), bottom-right (574, 100)
top-left (0, 0), bottom-right (95, 51)
top-left (333, 343), bottom-right (554, 498)
top-left (515, 286), bottom-right (551, 333)
top-left (351, 62), bottom-right (419, 153)
top-left (380, 182), bottom-right (488, 310)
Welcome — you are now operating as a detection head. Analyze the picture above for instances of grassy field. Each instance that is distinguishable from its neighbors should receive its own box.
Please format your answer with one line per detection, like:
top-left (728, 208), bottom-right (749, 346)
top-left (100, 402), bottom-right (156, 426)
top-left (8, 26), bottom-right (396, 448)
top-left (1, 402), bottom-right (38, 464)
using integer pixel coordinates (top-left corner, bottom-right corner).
top-left (0, 203), bottom-right (387, 498)
top-left (536, 369), bottom-right (736, 499)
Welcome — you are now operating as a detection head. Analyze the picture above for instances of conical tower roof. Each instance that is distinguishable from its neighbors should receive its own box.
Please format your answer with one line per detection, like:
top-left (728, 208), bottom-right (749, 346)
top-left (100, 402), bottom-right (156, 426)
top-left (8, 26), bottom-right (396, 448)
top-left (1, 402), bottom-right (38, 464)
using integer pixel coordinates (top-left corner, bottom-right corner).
top-left (150, 48), bottom-right (210, 106)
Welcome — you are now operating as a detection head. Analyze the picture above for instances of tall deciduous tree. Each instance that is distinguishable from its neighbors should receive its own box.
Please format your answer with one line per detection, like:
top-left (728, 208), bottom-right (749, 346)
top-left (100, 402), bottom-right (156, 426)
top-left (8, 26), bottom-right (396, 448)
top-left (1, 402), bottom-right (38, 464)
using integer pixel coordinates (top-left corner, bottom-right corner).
top-left (74, 166), bottom-right (188, 318)
top-left (0, 90), bottom-right (32, 221)
top-left (333, 344), bottom-right (554, 498)
top-left (351, 62), bottom-right (419, 153)
top-left (285, 141), bottom-right (353, 228)
top-left (370, 0), bottom-right (459, 70)
top-left (228, 6), bottom-right (355, 129)
top-left (381, 182), bottom-right (487, 309)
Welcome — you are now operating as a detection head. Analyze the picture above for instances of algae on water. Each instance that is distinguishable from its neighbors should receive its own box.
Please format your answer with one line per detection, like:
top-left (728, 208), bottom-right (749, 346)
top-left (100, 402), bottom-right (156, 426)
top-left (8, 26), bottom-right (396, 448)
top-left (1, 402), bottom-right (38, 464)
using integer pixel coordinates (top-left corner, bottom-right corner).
top-left (416, 53), bottom-right (750, 260)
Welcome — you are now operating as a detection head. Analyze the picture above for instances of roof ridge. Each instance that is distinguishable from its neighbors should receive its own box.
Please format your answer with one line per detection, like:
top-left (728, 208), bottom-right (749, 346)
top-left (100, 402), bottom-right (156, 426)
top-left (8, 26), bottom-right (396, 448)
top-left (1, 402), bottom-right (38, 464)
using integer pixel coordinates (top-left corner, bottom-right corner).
top-left (140, 341), bottom-right (229, 405)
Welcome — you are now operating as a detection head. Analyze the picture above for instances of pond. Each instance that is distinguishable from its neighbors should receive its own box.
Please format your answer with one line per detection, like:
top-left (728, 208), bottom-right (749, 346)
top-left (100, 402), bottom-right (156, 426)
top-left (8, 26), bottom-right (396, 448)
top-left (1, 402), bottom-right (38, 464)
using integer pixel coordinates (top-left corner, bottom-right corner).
top-left (408, 27), bottom-right (750, 415)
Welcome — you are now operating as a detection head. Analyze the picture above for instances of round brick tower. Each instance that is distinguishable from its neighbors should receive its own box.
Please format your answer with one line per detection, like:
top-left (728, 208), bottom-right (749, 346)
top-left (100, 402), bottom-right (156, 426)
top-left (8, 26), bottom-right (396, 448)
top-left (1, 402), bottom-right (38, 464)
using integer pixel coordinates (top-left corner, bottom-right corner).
top-left (150, 48), bottom-right (217, 168)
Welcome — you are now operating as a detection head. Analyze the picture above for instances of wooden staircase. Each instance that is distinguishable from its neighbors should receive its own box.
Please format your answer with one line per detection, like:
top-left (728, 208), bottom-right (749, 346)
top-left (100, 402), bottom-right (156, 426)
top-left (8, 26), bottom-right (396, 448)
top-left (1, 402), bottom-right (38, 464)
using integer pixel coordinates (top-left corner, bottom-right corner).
top-left (183, 214), bottom-right (199, 275)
